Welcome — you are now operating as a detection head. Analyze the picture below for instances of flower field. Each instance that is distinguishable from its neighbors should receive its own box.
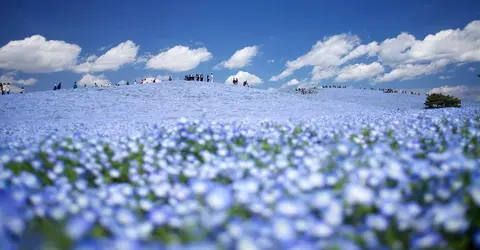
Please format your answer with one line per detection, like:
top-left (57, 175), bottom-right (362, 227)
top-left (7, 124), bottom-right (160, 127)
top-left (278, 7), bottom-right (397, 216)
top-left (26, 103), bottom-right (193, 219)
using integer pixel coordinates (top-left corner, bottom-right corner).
top-left (1, 103), bottom-right (480, 249)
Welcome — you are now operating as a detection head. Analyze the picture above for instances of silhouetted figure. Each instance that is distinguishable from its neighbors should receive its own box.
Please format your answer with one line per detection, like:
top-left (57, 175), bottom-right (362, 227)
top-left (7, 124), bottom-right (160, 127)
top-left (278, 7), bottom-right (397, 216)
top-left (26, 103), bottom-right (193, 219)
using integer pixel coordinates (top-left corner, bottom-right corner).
top-left (20, 87), bottom-right (24, 94)
top-left (95, 83), bottom-right (98, 87)
top-left (73, 82), bottom-right (78, 89)
top-left (53, 85), bottom-right (57, 91)
top-left (6, 83), bottom-right (10, 94)
top-left (57, 82), bottom-right (62, 90)
top-left (169, 76), bottom-right (172, 81)
top-left (127, 81), bottom-right (130, 85)
top-left (207, 74), bottom-right (210, 82)
top-left (0, 83), bottom-right (4, 95)
top-left (243, 80), bottom-right (249, 87)
top-left (200, 74), bottom-right (204, 81)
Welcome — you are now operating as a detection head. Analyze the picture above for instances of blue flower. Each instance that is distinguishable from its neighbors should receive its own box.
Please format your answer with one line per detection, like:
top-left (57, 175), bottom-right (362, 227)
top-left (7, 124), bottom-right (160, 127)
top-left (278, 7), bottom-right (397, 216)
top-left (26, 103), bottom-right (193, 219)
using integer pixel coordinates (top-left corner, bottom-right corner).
top-left (205, 187), bottom-right (232, 211)
top-left (66, 216), bottom-right (94, 240)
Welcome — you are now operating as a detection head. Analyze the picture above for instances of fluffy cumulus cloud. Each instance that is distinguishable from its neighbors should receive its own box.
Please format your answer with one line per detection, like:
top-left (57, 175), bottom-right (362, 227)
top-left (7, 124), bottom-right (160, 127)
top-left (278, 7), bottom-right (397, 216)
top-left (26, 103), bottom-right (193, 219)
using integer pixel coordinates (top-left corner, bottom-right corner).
top-left (280, 79), bottom-right (300, 88)
top-left (73, 41), bottom-right (139, 73)
top-left (377, 59), bottom-right (449, 82)
top-left (340, 42), bottom-right (380, 65)
top-left (271, 20), bottom-right (480, 84)
top-left (335, 62), bottom-right (385, 82)
top-left (0, 35), bottom-right (81, 73)
top-left (78, 74), bottom-right (111, 87)
top-left (218, 46), bottom-right (259, 69)
top-left (429, 85), bottom-right (480, 102)
top-left (0, 72), bottom-right (38, 86)
top-left (270, 34), bottom-right (359, 81)
top-left (225, 71), bottom-right (263, 85)
top-left (146, 46), bottom-right (212, 72)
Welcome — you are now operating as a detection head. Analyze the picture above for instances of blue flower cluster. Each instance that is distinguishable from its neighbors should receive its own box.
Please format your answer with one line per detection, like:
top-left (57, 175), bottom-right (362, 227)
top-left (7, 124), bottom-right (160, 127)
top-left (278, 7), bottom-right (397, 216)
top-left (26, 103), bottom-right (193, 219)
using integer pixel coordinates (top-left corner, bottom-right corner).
top-left (0, 108), bottom-right (480, 249)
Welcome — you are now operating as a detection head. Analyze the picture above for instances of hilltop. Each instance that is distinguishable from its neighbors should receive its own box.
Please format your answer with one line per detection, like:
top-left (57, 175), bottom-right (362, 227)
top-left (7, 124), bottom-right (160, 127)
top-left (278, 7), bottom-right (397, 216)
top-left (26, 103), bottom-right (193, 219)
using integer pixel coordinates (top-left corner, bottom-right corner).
top-left (0, 81), bottom-right (476, 142)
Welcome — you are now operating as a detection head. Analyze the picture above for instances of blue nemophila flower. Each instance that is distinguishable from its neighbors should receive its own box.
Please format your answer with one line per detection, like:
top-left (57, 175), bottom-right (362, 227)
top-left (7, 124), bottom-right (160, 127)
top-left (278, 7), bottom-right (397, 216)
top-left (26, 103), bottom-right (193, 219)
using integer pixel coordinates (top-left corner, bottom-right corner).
top-left (276, 199), bottom-right (308, 217)
top-left (365, 214), bottom-right (388, 231)
top-left (272, 217), bottom-right (296, 242)
top-left (411, 232), bottom-right (443, 249)
top-left (115, 208), bottom-right (137, 226)
top-left (344, 184), bottom-right (374, 205)
top-left (205, 186), bottom-right (232, 211)
top-left (470, 185), bottom-right (480, 205)
top-left (66, 216), bottom-right (94, 240)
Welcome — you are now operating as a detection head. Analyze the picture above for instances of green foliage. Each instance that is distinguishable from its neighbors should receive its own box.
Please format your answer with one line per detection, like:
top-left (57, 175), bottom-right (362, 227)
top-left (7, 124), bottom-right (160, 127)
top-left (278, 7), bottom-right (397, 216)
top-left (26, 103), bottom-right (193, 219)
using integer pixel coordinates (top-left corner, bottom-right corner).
top-left (424, 93), bottom-right (461, 109)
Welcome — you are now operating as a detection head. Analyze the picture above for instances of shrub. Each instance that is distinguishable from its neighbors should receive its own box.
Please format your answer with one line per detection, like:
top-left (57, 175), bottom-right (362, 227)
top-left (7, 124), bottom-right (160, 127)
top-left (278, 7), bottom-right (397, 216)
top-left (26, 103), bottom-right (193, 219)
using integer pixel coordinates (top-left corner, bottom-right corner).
top-left (424, 93), bottom-right (461, 108)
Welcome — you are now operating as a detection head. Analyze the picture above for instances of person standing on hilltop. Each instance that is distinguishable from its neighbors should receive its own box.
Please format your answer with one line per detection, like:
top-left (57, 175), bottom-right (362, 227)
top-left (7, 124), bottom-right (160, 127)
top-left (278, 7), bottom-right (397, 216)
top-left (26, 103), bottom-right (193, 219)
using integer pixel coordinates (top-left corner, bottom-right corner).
top-left (134, 80), bottom-right (137, 85)
top-left (57, 82), bottom-right (62, 90)
top-left (210, 73), bottom-right (214, 82)
top-left (73, 82), bottom-right (78, 89)
top-left (6, 83), bottom-right (10, 94)
top-left (20, 87), bottom-right (24, 94)
top-left (169, 76), bottom-right (172, 81)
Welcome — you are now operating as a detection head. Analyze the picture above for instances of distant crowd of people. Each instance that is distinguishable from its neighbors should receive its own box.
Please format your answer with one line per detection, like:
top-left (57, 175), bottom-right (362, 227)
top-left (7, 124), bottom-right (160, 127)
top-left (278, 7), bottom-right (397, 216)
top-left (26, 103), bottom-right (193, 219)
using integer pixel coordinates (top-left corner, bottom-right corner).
top-left (1, 83), bottom-right (24, 94)
top-left (1, 83), bottom-right (11, 95)
top-left (381, 88), bottom-right (422, 95)
top-left (295, 87), bottom-right (317, 94)
top-left (293, 85), bottom-right (426, 96)
top-left (50, 76), bottom-right (174, 91)
top-left (185, 73), bottom-right (213, 82)
top-left (232, 78), bottom-right (249, 87)
top-left (321, 85), bottom-right (347, 89)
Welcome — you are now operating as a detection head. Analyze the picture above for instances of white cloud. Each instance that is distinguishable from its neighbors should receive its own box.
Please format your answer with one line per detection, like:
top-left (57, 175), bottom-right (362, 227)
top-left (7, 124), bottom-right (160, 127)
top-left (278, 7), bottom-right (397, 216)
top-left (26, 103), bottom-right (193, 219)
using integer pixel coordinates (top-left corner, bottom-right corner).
top-left (340, 42), bottom-right (380, 64)
top-left (271, 20), bottom-right (480, 84)
top-left (270, 34), bottom-right (359, 81)
top-left (117, 80), bottom-right (127, 85)
top-left (378, 33), bottom-right (417, 65)
top-left (280, 79), bottom-right (300, 88)
top-left (270, 68), bottom-right (296, 82)
top-left (86, 55), bottom-right (97, 62)
top-left (78, 74), bottom-right (111, 87)
top-left (469, 67), bottom-right (476, 72)
top-left (311, 66), bottom-right (338, 82)
top-left (377, 59), bottom-right (449, 82)
top-left (218, 46), bottom-right (259, 69)
top-left (438, 75), bottom-right (452, 80)
top-left (0, 72), bottom-right (38, 86)
top-left (429, 85), bottom-right (480, 101)
top-left (267, 59), bottom-right (275, 63)
top-left (0, 35), bottom-right (81, 73)
top-left (73, 40), bottom-right (139, 73)
top-left (16, 78), bottom-right (38, 86)
top-left (225, 71), bottom-right (263, 85)
top-left (335, 62), bottom-right (385, 82)
top-left (98, 44), bottom-right (113, 52)
top-left (146, 45), bottom-right (212, 72)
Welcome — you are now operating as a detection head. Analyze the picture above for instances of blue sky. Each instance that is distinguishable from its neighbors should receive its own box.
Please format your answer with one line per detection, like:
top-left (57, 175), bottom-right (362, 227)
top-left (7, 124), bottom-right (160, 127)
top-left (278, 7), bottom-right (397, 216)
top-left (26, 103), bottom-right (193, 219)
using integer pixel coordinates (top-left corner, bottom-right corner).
top-left (0, 0), bottom-right (479, 99)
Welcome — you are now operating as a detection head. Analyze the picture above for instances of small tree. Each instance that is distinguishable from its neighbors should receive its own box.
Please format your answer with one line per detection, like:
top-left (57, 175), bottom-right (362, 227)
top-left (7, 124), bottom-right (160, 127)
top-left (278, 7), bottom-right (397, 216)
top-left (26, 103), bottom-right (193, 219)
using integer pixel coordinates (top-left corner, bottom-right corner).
top-left (424, 93), bottom-right (461, 109)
